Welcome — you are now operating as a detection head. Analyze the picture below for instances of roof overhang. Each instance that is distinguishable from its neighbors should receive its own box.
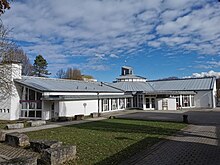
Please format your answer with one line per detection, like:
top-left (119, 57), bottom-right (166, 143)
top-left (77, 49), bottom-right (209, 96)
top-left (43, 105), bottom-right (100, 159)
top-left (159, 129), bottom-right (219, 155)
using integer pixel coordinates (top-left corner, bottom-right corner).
top-left (143, 90), bottom-right (196, 95)
top-left (42, 94), bottom-right (133, 101)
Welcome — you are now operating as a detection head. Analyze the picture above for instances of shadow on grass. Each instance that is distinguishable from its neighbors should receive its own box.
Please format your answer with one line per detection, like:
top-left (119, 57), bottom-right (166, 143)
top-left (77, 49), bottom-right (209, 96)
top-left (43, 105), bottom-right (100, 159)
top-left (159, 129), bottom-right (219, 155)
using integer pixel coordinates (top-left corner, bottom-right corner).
top-left (64, 119), bottom-right (183, 136)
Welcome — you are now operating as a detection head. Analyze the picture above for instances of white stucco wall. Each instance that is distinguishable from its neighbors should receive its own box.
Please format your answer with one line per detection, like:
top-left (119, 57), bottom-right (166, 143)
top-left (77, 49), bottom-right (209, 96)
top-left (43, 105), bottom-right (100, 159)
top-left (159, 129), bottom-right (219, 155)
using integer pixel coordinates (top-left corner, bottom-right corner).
top-left (42, 101), bottom-right (51, 120)
top-left (0, 97), bottom-right (11, 120)
top-left (0, 63), bottom-right (22, 120)
top-left (59, 100), bottom-right (98, 117)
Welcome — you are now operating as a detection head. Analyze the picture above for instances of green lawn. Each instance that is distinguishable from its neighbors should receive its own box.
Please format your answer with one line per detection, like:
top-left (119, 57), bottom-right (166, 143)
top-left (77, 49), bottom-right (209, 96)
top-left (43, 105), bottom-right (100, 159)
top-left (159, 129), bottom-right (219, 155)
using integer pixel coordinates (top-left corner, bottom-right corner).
top-left (26, 119), bottom-right (186, 165)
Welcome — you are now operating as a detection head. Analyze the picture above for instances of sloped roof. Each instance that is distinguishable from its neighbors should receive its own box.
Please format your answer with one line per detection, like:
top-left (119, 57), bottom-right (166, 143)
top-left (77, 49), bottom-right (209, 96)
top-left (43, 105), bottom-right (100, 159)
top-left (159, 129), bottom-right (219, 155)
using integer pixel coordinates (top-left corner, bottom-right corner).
top-left (148, 77), bottom-right (215, 91)
top-left (15, 76), bottom-right (123, 93)
top-left (116, 74), bottom-right (146, 80)
top-left (106, 82), bottom-right (155, 92)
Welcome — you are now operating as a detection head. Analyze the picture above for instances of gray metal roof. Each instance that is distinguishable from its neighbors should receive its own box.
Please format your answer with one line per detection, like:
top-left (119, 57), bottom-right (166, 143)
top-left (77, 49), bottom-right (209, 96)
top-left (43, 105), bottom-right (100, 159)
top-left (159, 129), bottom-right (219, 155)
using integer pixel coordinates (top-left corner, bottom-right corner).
top-left (116, 74), bottom-right (146, 80)
top-left (15, 76), bottom-right (123, 93)
top-left (149, 77), bottom-right (215, 91)
top-left (144, 90), bottom-right (196, 95)
top-left (106, 82), bottom-right (155, 92)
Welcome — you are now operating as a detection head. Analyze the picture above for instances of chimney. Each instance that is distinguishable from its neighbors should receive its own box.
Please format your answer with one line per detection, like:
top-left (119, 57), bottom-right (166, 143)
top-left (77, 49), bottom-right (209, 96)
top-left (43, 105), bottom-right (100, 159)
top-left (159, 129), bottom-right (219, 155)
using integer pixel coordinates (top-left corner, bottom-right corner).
top-left (0, 62), bottom-right (22, 80)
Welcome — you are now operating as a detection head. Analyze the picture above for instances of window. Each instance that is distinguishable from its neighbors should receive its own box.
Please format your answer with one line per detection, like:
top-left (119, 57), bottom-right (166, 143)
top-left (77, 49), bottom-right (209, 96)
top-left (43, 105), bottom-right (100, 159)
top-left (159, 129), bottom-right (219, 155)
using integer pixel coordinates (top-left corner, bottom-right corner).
top-left (126, 98), bottom-right (131, 108)
top-left (111, 99), bottom-right (118, 110)
top-left (133, 95), bottom-right (138, 107)
top-left (20, 87), bottom-right (42, 119)
top-left (182, 95), bottom-right (190, 107)
top-left (138, 95), bottom-right (143, 108)
top-left (119, 99), bottom-right (125, 109)
top-left (21, 102), bottom-right (27, 109)
top-left (29, 89), bottom-right (35, 100)
top-left (102, 99), bottom-right (109, 111)
top-left (36, 111), bottom-right (42, 118)
top-left (28, 111), bottom-right (35, 117)
top-left (151, 98), bottom-right (155, 108)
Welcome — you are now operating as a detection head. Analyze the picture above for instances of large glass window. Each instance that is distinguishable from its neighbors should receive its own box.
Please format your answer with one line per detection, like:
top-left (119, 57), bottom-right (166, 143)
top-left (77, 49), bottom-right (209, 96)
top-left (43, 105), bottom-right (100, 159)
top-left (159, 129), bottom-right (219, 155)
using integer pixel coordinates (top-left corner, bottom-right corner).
top-left (111, 99), bottom-right (118, 110)
top-left (151, 98), bottom-right (155, 108)
top-left (29, 89), bottom-right (35, 100)
top-left (102, 99), bottom-right (109, 112)
top-left (20, 87), bottom-right (42, 119)
top-left (119, 99), bottom-right (125, 109)
top-left (138, 95), bottom-right (143, 108)
top-left (126, 98), bottom-right (131, 108)
top-left (133, 96), bottom-right (137, 107)
top-left (182, 95), bottom-right (190, 107)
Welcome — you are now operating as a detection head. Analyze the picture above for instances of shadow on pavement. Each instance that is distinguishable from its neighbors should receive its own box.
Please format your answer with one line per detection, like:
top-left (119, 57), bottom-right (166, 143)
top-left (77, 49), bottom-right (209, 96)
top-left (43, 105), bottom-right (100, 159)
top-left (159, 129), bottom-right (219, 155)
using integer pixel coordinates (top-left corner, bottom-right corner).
top-left (119, 139), bottom-right (220, 165)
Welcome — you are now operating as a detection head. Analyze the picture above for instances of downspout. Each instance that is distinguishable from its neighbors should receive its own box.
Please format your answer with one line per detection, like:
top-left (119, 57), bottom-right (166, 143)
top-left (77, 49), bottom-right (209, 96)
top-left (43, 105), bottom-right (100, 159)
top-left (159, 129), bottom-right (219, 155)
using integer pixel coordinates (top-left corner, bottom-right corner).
top-left (97, 92), bottom-right (100, 117)
top-left (210, 77), bottom-right (216, 108)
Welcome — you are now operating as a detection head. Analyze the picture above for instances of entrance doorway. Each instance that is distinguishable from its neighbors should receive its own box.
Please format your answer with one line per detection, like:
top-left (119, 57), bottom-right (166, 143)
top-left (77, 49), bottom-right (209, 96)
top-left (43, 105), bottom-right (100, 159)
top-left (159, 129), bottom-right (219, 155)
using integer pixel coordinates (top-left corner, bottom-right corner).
top-left (145, 97), bottom-right (156, 110)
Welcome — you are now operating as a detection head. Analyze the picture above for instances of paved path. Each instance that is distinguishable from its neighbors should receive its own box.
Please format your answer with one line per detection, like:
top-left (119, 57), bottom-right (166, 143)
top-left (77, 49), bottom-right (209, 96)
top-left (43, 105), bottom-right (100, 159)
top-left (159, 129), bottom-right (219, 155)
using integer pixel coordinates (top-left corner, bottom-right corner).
top-left (2, 117), bottom-right (107, 133)
top-left (121, 125), bottom-right (220, 165)
top-left (2, 110), bottom-right (137, 134)
top-left (119, 109), bottom-right (220, 165)
top-left (117, 109), bottom-right (220, 125)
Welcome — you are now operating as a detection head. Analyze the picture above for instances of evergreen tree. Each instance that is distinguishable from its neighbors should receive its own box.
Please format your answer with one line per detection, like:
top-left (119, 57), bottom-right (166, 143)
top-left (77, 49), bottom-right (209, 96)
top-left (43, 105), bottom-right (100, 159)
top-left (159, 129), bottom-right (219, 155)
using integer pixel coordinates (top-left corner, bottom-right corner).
top-left (32, 55), bottom-right (50, 77)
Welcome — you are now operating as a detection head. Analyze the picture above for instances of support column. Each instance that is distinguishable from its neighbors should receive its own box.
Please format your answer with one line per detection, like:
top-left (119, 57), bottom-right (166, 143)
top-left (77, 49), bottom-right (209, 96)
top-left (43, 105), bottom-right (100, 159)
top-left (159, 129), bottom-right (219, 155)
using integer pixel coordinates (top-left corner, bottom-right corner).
top-left (180, 95), bottom-right (183, 108)
top-left (143, 94), bottom-right (146, 110)
top-left (109, 99), bottom-right (112, 111)
top-left (124, 98), bottom-right (127, 109)
top-left (117, 98), bottom-right (120, 110)
top-left (131, 97), bottom-right (133, 108)
top-left (189, 95), bottom-right (192, 108)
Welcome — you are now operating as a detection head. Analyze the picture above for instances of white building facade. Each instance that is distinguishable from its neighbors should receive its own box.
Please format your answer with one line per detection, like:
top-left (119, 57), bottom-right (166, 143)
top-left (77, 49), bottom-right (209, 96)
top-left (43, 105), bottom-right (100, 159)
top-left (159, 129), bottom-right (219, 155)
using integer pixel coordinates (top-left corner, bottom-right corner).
top-left (0, 64), bottom-right (217, 120)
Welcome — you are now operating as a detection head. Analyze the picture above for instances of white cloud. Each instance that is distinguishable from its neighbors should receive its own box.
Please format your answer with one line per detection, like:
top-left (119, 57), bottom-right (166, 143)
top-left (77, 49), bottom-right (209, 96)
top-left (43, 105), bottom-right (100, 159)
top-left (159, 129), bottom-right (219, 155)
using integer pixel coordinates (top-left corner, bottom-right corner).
top-left (2, 0), bottom-right (220, 74)
top-left (186, 70), bottom-right (220, 78)
top-left (195, 60), bottom-right (220, 69)
top-left (109, 54), bottom-right (119, 58)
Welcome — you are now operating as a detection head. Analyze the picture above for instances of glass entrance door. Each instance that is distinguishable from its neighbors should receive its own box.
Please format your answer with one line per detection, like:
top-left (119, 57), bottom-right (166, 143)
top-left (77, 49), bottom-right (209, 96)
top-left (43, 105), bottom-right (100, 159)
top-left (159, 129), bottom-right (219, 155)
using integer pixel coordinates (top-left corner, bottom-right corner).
top-left (146, 98), bottom-right (150, 108)
top-left (145, 97), bottom-right (156, 110)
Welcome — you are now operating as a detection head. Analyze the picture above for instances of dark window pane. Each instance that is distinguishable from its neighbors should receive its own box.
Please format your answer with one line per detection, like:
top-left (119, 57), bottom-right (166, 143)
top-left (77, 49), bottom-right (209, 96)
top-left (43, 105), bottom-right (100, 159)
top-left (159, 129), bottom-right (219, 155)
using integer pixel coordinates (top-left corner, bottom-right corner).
top-left (37, 92), bottom-right (42, 100)
top-left (29, 89), bottom-right (35, 100)
top-left (37, 102), bottom-right (42, 109)
top-left (28, 111), bottom-right (35, 117)
top-left (36, 111), bottom-right (42, 118)
top-left (29, 102), bottom-right (35, 109)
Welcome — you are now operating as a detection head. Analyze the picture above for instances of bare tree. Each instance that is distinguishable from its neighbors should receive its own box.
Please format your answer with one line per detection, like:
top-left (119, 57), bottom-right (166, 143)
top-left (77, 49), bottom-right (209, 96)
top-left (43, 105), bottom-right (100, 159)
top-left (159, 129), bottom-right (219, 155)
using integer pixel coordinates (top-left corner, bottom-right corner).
top-left (65, 68), bottom-right (83, 80)
top-left (56, 68), bottom-right (66, 79)
top-left (0, 0), bottom-right (10, 15)
top-left (0, 21), bottom-right (12, 59)
top-left (2, 46), bottom-right (33, 75)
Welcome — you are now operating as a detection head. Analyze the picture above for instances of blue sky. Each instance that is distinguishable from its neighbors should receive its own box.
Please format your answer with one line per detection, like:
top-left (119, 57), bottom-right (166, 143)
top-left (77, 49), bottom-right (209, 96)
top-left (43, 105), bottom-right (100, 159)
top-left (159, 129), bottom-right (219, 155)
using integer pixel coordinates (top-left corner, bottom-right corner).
top-left (2, 0), bottom-right (220, 82)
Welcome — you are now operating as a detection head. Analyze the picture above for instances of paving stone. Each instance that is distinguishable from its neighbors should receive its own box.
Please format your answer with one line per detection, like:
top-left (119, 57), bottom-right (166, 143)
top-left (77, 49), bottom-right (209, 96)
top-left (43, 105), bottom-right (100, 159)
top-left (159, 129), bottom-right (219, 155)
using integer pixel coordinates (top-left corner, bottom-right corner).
top-left (0, 156), bottom-right (38, 165)
top-left (120, 125), bottom-right (220, 165)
